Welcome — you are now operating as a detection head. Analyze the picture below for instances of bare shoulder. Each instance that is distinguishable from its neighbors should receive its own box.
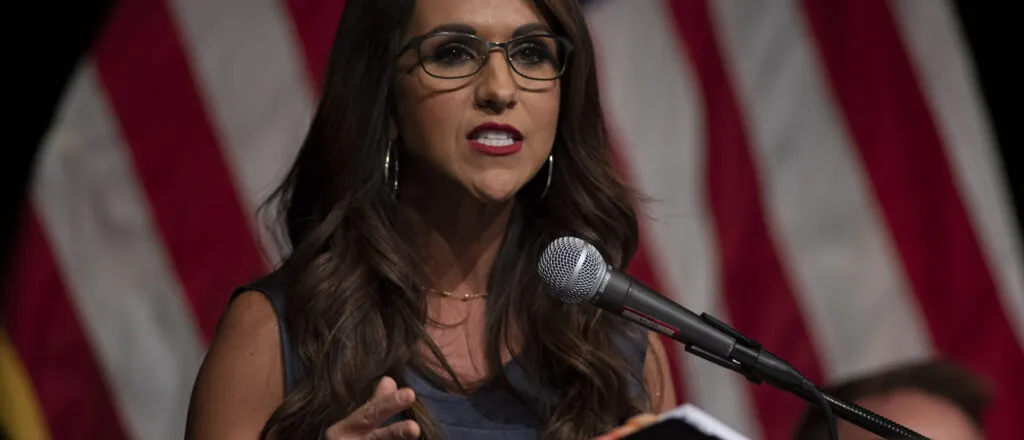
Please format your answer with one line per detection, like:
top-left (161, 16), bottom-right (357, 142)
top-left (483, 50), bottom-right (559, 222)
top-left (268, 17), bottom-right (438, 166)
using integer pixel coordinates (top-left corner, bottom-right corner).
top-left (217, 290), bottom-right (281, 338)
top-left (185, 290), bottom-right (285, 440)
top-left (643, 332), bottom-right (678, 413)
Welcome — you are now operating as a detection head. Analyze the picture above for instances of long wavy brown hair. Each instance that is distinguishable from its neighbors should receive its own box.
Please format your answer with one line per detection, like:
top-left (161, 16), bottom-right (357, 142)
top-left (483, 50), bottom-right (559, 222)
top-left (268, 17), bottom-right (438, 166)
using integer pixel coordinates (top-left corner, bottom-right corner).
top-left (259, 0), bottom-right (650, 438)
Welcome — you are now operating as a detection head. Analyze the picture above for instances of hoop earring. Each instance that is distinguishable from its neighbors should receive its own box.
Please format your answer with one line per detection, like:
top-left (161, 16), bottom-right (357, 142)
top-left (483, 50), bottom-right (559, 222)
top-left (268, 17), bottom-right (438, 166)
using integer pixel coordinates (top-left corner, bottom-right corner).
top-left (539, 153), bottom-right (553, 201)
top-left (384, 140), bottom-right (399, 197)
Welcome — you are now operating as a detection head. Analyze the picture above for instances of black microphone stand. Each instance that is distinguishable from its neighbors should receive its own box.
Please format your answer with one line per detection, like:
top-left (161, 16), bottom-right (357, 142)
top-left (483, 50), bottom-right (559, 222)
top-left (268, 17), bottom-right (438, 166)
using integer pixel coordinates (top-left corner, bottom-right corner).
top-left (683, 313), bottom-right (929, 440)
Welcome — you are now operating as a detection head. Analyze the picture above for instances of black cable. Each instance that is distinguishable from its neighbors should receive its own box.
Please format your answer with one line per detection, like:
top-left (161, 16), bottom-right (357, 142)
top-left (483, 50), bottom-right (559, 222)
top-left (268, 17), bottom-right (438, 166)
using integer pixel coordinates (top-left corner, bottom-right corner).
top-left (822, 391), bottom-right (929, 439)
top-left (800, 381), bottom-right (838, 440)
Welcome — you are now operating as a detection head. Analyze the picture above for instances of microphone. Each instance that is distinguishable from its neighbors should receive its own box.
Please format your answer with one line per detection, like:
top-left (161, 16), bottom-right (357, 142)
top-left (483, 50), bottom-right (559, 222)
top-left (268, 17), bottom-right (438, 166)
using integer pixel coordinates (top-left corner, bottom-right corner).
top-left (536, 236), bottom-right (805, 388)
top-left (537, 236), bottom-right (929, 440)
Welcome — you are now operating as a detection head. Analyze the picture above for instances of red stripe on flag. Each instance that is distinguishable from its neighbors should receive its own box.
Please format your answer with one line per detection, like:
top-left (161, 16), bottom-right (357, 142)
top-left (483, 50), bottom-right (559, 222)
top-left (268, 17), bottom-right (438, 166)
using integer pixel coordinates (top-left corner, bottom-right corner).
top-left (91, 0), bottom-right (267, 341)
top-left (282, 0), bottom-right (348, 88)
top-left (665, 1), bottom-right (826, 439)
top-left (2, 206), bottom-right (128, 440)
top-left (800, 1), bottom-right (1024, 437)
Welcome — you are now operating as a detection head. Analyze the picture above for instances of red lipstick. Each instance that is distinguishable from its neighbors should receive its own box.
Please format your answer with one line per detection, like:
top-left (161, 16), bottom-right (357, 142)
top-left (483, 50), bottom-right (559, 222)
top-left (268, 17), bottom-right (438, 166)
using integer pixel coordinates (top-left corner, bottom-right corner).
top-left (467, 122), bottom-right (524, 156)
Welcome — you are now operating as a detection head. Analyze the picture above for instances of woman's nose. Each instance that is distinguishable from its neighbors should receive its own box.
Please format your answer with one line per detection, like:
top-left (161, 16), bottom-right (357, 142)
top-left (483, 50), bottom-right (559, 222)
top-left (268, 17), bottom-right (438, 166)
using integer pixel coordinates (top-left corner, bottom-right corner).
top-left (474, 51), bottom-right (518, 113)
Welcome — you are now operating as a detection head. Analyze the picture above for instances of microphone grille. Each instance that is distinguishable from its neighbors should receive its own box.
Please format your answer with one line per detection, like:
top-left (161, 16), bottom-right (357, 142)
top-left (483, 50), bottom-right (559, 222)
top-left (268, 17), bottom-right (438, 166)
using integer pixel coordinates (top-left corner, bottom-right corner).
top-left (537, 236), bottom-right (609, 304)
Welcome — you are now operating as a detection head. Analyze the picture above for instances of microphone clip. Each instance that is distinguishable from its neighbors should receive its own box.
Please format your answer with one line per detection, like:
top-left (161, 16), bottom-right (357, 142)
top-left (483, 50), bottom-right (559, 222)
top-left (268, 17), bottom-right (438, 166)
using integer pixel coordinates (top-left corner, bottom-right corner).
top-left (683, 313), bottom-right (765, 385)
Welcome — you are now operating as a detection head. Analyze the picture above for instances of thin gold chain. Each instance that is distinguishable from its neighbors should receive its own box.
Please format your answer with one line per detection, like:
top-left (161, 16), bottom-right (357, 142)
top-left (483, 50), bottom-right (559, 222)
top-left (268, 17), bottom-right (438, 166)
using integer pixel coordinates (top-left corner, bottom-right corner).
top-left (421, 286), bottom-right (488, 301)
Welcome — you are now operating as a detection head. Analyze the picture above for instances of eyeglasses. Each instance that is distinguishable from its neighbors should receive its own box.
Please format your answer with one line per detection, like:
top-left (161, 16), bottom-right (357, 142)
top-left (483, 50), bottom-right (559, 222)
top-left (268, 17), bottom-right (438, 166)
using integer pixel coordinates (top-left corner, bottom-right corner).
top-left (398, 32), bottom-right (575, 81)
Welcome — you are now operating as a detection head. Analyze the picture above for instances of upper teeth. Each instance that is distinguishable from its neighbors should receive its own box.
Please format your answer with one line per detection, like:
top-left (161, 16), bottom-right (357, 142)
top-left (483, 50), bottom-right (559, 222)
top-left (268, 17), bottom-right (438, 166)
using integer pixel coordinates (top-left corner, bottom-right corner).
top-left (473, 130), bottom-right (515, 146)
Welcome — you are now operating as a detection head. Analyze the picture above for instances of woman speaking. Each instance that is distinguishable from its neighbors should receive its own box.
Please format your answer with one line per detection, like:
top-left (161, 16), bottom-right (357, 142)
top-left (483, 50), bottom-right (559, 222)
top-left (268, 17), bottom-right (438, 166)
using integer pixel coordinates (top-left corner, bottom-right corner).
top-left (186, 0), bottom-right (675, 438)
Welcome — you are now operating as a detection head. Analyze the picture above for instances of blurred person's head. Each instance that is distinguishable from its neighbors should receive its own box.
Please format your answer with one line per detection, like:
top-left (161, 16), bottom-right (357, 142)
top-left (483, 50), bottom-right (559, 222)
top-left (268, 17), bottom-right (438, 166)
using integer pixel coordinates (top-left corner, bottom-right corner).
top-left (792, 360), bottom-right (991, 440)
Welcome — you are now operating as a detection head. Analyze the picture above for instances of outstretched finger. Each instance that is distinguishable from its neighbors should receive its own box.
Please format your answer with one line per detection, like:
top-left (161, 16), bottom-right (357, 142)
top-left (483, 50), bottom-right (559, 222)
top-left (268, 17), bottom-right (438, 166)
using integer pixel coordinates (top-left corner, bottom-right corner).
top-left (353, 380), bottom-right (416, 429)
top-left (373, 376), bottom-right (398, 398)
top-left (324, 377), bottom-right (415, 438)
top-left (366, 420), bottom-right (421, 440)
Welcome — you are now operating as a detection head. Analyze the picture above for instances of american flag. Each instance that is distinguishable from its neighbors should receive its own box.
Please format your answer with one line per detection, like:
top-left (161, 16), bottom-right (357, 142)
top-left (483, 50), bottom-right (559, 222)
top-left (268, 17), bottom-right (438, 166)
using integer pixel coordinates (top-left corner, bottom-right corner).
top-left (2, 1), bottom-right (1021, 439)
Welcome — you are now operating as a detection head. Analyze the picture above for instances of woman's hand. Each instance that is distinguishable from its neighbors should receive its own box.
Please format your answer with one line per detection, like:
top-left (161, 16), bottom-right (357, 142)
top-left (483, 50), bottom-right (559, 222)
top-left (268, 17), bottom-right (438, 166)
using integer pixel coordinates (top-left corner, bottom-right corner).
top-left (324, 377), bottom-right (421, 440)
top-left (593, 413), bottom-right (660, 440)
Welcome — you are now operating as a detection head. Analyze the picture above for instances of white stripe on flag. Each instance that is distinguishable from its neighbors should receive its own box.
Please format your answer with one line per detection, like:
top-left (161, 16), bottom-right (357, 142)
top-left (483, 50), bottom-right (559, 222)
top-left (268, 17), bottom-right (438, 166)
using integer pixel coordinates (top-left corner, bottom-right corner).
top-left (586, 1), bottom-right (760, 437)
top-left (31, 64), bottom-right (205, 440)
top-left (891, 0), bottom-right (1024, 348)
top-left (708, 0), bottom-right (934, 382)
top-left (168, 0), bottom-right (314, 262)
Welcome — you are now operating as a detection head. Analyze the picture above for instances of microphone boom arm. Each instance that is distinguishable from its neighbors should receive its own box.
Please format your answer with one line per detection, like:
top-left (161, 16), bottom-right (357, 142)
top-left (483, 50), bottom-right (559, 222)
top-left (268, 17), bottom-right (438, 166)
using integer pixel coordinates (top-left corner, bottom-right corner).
top-left (685, 312), bottom-right (929, 440)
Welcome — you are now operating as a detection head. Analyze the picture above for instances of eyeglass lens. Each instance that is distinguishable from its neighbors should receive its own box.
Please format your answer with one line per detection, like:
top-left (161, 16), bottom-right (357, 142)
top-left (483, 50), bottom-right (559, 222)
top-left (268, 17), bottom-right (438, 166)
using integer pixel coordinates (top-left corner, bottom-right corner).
top-left (419, 34), bottom-right (567, 80)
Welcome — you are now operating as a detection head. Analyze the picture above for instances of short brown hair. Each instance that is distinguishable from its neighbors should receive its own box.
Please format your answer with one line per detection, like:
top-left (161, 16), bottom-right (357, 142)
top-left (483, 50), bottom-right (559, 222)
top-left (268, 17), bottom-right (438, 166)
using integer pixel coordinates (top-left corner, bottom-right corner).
top-left (792, 360), bottom-right (992, 440)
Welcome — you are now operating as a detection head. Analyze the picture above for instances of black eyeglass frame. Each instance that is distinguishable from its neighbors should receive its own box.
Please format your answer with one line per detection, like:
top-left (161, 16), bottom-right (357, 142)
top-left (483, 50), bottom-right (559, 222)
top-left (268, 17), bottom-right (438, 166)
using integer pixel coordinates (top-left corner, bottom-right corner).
top-left (397, 31), bottom-right (576, 81)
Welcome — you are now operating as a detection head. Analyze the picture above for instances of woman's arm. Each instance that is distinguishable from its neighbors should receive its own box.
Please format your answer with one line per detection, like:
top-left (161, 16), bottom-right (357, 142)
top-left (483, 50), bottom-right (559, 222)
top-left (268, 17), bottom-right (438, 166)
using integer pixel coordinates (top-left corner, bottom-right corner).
top-left (185, 291), bottom-right (285, 439)
top-left (643, 332), bottom-right (677, 413)
top-left (594, 335), bottom-right (677, 440)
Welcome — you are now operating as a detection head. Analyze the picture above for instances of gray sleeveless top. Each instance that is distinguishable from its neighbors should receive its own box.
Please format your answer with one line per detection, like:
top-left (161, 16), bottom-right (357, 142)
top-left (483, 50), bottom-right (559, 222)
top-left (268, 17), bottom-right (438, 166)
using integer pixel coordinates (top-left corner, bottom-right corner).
top-left (234, 271), bottom-right (649, 439)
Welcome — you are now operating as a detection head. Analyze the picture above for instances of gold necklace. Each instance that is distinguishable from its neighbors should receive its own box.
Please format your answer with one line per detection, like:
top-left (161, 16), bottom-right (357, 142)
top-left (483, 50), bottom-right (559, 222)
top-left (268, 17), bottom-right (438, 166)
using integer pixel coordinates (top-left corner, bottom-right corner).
top-left (422, 286), bottom-right (488, 301)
